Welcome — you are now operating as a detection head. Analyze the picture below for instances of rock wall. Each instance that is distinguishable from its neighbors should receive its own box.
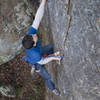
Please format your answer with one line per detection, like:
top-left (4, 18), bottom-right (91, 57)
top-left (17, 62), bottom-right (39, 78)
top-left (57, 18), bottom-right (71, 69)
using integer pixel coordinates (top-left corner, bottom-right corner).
top-left (41, 0), bottom-right (100, 100)
top-left (0, 0), bottom-right (35, 65)
top-left (1, 0), bottom-right (100, 100)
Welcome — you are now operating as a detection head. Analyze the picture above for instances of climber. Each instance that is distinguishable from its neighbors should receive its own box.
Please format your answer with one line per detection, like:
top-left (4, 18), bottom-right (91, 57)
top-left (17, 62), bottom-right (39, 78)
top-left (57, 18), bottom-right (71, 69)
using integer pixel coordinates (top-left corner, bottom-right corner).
top-left (22, 0), bottom-right (61, 96)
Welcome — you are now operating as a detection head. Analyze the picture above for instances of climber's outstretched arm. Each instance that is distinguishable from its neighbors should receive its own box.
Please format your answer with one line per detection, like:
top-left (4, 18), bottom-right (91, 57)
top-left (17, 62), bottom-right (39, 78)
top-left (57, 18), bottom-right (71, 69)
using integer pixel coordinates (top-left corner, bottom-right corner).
top-left (37, 56), bottom-right (61, 65)
top-left (32, 0), bottom-right (47, 30)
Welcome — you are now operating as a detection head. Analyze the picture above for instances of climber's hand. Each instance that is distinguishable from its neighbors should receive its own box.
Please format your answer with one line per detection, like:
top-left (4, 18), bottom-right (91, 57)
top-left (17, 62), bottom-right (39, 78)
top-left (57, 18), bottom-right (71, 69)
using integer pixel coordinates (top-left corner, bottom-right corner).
top-left (41, 0), bottom-right (47, 6)
top-left (35, 70), bottom-right (40, 72)
top-left (31, 34), bottom-right (38, 47)
top-left (31, 67), bottom-right (35, 76)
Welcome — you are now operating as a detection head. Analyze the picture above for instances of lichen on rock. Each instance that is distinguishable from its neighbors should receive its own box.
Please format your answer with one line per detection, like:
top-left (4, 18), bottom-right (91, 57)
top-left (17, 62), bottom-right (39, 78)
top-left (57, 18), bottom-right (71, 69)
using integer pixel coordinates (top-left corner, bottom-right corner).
top-left (0, 0), bottom-right (34, 65)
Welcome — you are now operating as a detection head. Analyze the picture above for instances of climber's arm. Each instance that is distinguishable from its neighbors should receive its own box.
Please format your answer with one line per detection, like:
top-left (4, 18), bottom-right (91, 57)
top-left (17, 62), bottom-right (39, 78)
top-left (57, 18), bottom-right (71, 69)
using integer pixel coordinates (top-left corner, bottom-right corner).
top-left (40, 0), bottom-right (47, 6)
top-left (32, 0), bottom-right (47, 30)
top-left (37, 56), bottom-right (61, 65)
top-left (26, 0), bottom-right (46, 35)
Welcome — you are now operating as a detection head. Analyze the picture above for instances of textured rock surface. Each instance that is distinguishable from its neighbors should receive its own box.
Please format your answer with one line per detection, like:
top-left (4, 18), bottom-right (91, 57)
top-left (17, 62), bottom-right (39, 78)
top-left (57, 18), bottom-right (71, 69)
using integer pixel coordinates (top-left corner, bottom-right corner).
top-left (0, 0), bottom-right (35, 65)
top-left (1, 0), bottom-right (100, 100)
top-left (41, 0), bottom-right (100, 100)
top-left (0, 85), bottom-right (16, 98)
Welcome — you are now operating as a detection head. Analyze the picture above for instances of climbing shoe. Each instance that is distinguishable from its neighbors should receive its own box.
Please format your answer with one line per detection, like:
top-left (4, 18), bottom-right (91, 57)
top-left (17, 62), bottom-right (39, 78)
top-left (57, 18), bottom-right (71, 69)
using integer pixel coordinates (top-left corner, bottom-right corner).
top-left (52, 89), bottom-right (60, 96)
top-left (55, 55), bottom-right (63, 65)
top-left (54, 51), bottom-right (60, 56)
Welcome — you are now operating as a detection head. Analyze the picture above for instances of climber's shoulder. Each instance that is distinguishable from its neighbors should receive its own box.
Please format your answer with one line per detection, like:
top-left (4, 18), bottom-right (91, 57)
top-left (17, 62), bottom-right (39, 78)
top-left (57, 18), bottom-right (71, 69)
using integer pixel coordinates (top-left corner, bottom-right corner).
top-left (26, 26), bottom-right (37, 35)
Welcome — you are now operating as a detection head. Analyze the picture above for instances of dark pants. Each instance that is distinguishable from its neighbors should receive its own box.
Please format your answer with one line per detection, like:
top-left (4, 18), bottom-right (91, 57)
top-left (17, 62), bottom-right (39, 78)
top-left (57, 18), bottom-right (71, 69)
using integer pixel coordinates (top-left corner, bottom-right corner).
top-left (35, 64), bottom-right (55, 91)
top-left (35, 44), bottom-right (55, 91)
top-left (42, 44), bottom-right (54, 56)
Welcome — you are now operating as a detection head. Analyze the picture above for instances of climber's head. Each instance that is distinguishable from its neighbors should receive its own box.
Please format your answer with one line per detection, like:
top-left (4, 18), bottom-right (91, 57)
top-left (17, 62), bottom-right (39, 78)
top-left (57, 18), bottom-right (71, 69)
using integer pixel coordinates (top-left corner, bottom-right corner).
top-left (22, 34), bottom-right (37, 49)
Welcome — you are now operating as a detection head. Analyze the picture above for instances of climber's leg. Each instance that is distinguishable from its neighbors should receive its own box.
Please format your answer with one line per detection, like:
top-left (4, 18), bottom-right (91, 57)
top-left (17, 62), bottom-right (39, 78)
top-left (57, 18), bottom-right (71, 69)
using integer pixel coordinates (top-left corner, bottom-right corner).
top-left (42, 44), bottom-right (54, 56)
top-left (35, 64), bottom-right (55, 91)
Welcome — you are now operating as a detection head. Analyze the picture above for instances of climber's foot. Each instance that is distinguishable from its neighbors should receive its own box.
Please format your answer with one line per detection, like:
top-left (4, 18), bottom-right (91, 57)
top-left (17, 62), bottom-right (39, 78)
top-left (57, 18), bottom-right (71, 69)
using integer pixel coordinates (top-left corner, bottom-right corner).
top-left (52, 89), bottom-right (60, 96)
top-left (54, 51), bottom-right (60, 56)
top-left (55, 55), bottom-right (63, 65)
top-left (54, 51), bottom-right (64, 56)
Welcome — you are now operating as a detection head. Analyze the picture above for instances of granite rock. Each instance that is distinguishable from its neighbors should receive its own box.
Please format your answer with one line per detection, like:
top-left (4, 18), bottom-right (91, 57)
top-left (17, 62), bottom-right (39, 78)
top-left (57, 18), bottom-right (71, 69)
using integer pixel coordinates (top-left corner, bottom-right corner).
top-left (41, 0), bottom-right (100, 100)
top-left (0, 0), bottom-right (34, 65)
top-left (1, 0), bottom-right (100, 99)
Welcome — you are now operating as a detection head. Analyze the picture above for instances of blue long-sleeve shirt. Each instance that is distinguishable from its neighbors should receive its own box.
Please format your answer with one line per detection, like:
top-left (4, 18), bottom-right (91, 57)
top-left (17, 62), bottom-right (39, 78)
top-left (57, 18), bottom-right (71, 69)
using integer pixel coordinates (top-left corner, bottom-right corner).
top-left (25, 26), bottom-right (42, 65)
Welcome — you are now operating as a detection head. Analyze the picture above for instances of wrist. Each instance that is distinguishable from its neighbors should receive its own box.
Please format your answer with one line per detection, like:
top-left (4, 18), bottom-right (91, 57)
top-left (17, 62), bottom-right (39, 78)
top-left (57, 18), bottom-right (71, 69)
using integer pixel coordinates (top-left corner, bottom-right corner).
top-left (51, 57), bottom-right (56, 60)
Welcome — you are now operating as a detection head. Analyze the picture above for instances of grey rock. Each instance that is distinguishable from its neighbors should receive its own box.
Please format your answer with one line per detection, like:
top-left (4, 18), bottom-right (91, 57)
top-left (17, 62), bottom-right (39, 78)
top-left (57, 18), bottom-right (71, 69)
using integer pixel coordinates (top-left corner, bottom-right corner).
top-left (41, 0), bottom-right (100, 100)
top-left (1, 0), bottom-right (100, 100)
top-left (0, 85), bottom-right (16, 97)
top-left (0, 0), bottom-right (34, 65)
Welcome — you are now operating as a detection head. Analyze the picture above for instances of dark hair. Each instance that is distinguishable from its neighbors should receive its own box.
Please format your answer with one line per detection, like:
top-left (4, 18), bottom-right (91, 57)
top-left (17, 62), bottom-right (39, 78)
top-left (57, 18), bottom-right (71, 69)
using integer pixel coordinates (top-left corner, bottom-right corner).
top-left (22, 35), bottom-right (34, 49)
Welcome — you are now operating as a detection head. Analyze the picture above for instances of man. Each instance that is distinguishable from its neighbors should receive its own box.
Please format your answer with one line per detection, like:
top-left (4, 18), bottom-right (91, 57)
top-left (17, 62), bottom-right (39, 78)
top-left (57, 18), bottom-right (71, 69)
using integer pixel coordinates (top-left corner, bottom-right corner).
top-left (22, 0), bottom-right (61, 95)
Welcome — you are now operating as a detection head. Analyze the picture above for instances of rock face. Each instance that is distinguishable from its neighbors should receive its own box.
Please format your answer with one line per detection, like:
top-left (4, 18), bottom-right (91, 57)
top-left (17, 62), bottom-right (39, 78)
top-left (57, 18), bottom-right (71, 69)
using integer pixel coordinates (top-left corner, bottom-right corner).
top-left (0, 0), bottom-right (35, 65)
top-left (1, 0), bottom-right (100, 100)
top-left (41, 0), bottom-right (100, 100)
top-left (0, 85), bottom-right (16, 98)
